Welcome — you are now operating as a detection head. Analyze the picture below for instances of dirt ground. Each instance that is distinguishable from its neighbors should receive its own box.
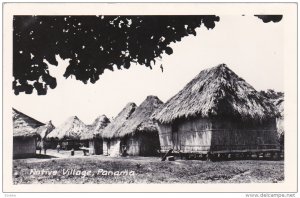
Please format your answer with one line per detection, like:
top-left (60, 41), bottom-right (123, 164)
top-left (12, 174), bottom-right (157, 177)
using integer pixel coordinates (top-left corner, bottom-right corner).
top-left (13, 149), bottom-right (284, 184)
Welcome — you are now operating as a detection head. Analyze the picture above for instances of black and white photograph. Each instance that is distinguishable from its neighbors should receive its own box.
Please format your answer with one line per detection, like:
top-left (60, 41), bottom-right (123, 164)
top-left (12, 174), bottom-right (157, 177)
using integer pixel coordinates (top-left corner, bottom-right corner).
top-left (2, 2), bottom-right (297, 193)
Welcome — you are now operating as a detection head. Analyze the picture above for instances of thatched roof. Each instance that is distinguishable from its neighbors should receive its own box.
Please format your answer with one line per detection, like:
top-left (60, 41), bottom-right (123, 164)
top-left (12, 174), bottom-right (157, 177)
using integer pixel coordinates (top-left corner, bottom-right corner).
top-left (260, 91), bottom-right (284, 136)
top-left (112, 96), bottom-right (163, 138)
top-left (47, 116), bottom-right (88, 140)
top-left (81, 115), bottom-right (110, 140)
top-left (153, 64), bottom-right (277, 124)
top-left (34, 121), bottom-right (55, 139)
top-left (260, 90), bottom-right (284, 118)
top-left (101, 102), bottom-right (137, 139)
top-left (13, 108), bottom-right (44, 137)
top-left (275, 97), bottom-right (284, 118)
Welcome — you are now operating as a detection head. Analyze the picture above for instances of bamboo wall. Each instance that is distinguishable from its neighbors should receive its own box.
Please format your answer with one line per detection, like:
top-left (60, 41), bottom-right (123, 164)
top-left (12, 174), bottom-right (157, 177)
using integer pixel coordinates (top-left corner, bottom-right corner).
top-left (124, 135), bottom-right (140, 156)
top-left (210, 119), bottom-right (279, 153)
top-left (103, 139), bottom-right (121, 157)
top-left (124, 132), bottom-right (160, 156)
top-left (157, 118), bottom-right (212, 153)
top-left (103, 139), bottom-right (109, 156)
top-left (88, 140), bottom-right (95, 155)
top-left (13, 137), bottom-right (36, 159)
top-left (157, 117), bottom-right (279, 154)
top-left (94, 138), bottom-right (103, 155)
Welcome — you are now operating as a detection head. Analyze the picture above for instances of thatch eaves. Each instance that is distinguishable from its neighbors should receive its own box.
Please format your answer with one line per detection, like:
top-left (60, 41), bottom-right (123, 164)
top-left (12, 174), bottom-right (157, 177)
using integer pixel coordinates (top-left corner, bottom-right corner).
top-left (114, 95), bottom-right (163, 138)
top-left (153, 64), bottom-right (277, 124)
top-left (13, 108), bottom-right (44, 138)
top-left (101, 102), bottom-right (137, 139)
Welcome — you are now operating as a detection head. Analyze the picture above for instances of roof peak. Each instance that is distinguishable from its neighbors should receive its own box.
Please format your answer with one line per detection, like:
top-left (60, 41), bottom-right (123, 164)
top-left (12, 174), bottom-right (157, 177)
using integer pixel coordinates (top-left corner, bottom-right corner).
top-left (154, 63), bottom-right (276, 123)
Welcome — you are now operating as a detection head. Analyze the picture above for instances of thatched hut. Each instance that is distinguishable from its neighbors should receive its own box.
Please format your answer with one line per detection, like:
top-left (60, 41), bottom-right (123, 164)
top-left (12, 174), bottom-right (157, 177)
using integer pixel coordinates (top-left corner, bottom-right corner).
top-left (34, 121), bottom-right (55, 151)
top-left (80, 115), bottom-right (110, 155)
top-left (101, 103), bottom-right (137, 157)
top-left (104, 96), bottom-right (163, 156)
top-left (153, 64), bottom-right (279, 159)
top-left (35, 120), bottom-right (55, 139)
top-left (13, 108), bottom-right (44, 158)
top-left (47, 116), bottom-right (88, 150)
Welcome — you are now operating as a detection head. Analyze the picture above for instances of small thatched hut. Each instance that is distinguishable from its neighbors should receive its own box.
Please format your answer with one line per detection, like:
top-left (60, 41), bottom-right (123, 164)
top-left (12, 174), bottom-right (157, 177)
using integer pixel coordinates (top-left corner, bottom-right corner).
top-left (13, 108), bottom-right (44, 158)
top-left (153, 64), bottom-right (279, 158)
top-left (101, 103), bottom-right (137, 157)
top-left (35, 120), bottom-right (55, 139)
top-left (260, 90), bottom-right (284, 140)
top-left (80, 115), bottom-right (110, 155)
top-left (47, 116), bottom-right (88, 150)
top-left (34, 121), bottom-right (55, 151)
top-left (105, 96), bottom-right (163, 156)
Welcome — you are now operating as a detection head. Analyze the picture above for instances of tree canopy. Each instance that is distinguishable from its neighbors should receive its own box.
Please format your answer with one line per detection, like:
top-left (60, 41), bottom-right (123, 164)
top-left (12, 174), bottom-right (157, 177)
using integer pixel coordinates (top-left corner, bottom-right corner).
top-left (13, 15), bottom-right (220, 95)
top-left (254, 15), bottom-right (283, 23)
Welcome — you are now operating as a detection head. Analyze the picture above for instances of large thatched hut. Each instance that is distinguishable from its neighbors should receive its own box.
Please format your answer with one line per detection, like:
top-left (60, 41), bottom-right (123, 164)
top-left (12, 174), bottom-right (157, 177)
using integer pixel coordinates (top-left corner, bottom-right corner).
top-left (13, 108), bottom-right (44, 158)
top-left (153, 64), bottom-right (279, 159)
top-left (80, 115), bottom-right (110, 155)
top-left (101, 103), bottom-right (137, 156)
top-left (47, 116), bottom-right (88, 150)
top-left (104, 96), bottom-right (163, 156)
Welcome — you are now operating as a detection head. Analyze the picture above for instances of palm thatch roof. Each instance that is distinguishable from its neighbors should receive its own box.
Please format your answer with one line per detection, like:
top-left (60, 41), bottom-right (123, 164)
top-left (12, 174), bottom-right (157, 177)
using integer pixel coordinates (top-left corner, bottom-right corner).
top-left (34, 121), bottom-right (55, 139)
top-left (101, 103), bottom-right (137, 139)
top-left (81, 115), bottom-right (110, 140)
top-left (13, 108), bottom-right (44, 138)
top-left (112, 96), bottom-right (163, 138)
top-left (260, 89), bottom-right (284, 118)
top-left (47, 116), bottom-right (88, 140)
top-left (260, 90), bottom-right (284, 136)
top-left (153, 64), bottom-right (277, 124)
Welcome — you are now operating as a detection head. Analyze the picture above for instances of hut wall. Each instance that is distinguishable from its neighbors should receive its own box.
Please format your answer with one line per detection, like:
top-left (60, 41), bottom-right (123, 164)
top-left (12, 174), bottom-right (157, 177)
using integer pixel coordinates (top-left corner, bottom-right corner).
top-left (13, 137), bottom-right (36, 159)
top-left (139, 132), bottom-right (160, 156)
top-left (124, 135), bottom-right (140, 156)
top-left (89, 140), bottom-right (95, 155)
top-left (157, 118), bottom-right (212, 153)
top-left (103, 139), bottom-right (121, 157)
top-left (103, 139), bottom-right (109, 156)
top-left (177, 118), bottom-right (212, 153)
top-left (93, 138), bottom-right (103, 155)
top-left (157, 117), bottom-right (278, 154)
top-left (210, 119), bottom-right (279, 153)
top-left (156, 123), bottom-right (173, 152)
top-left (122, 132), bottom-right (160, 156)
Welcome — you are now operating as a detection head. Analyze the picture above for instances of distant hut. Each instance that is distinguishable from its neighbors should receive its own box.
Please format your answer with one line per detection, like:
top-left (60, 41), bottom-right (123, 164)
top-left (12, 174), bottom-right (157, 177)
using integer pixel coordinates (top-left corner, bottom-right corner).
top-left (275, 97), bottom-right (284, 153)
top-left (34, 121), bottom-right (55, 151)
top-left (35, 120), bottom-right (55, 139)
top-left (101, 103), bottom-right (137, 157)
top-left (80, 115), bottom-right (110, 155)
top-left (104, 96), bottom-right (163, 156)
top-left (153, 64), bottom-right (279, 159)
top-left (259, 90), bottom-right (284, 143)
top-left (47, 116), bottom-right (88, 150)
top-left (13, 108), bottom-right (44, 158)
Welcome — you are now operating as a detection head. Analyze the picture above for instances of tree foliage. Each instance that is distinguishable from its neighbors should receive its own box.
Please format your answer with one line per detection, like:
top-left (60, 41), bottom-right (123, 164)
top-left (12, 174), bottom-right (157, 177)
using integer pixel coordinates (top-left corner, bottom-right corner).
top-left (254, 15), bottom-right (283, 23)
top-left (13, 15), bottom-right (220, 95)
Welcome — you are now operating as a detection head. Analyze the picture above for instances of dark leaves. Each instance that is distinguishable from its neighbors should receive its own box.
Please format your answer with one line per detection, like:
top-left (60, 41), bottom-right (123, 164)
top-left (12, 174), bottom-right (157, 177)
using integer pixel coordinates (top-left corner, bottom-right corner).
top-left (254, 15), bottom-right (283, 23)
top-left (13, 15), bottom-right (220, 95)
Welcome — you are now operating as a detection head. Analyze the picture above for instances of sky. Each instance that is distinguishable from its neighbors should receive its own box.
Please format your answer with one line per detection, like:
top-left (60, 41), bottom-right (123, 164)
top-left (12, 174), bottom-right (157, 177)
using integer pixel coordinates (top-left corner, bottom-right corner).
top-left (13, 15), bottom-right (284, 126)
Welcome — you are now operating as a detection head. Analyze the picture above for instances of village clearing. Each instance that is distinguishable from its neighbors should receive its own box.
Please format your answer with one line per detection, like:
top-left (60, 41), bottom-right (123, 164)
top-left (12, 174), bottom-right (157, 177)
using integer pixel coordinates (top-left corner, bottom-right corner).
top-left (13, 149), bottom-right (284, 184)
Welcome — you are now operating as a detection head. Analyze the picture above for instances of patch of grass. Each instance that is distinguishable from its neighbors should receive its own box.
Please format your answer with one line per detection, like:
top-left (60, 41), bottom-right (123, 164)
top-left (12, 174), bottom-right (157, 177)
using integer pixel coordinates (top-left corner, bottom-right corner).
top-left (13, 156), bottom-right (284, 184)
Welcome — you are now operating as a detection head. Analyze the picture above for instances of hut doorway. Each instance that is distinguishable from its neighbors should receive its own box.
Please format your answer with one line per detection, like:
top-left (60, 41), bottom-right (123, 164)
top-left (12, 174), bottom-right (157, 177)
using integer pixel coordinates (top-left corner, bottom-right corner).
top-left (172, 122), bottom-right (181, 151)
